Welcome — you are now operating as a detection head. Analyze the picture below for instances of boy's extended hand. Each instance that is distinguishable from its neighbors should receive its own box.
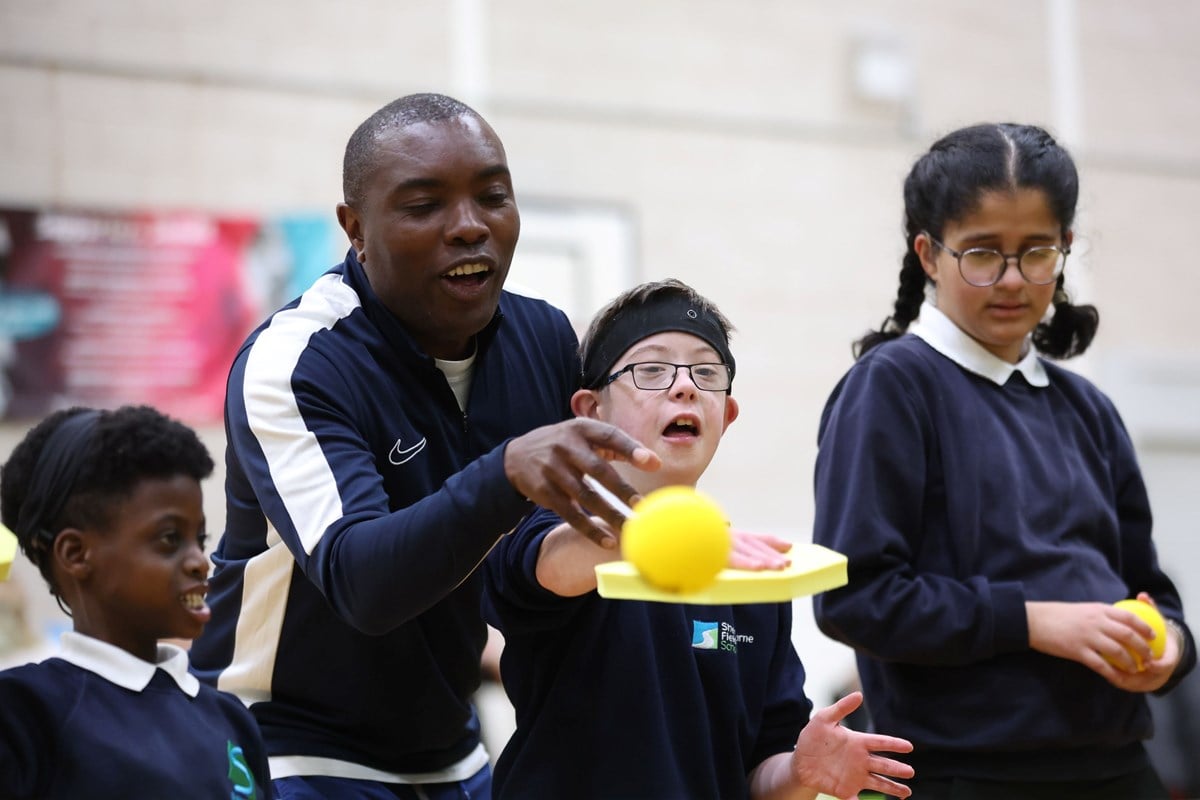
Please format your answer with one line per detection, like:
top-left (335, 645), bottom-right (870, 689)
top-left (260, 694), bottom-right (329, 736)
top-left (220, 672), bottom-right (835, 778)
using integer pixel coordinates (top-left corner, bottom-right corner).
top-left (789, 692), bottom-right (914, 800)
top-left (505, 418), bottom-right (660, 548)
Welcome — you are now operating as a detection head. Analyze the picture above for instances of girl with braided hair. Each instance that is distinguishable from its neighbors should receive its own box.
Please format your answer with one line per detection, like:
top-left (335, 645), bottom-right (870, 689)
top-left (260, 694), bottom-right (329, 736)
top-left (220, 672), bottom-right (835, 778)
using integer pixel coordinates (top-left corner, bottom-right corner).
top-left (812, 123), bottom-right (1194, 799)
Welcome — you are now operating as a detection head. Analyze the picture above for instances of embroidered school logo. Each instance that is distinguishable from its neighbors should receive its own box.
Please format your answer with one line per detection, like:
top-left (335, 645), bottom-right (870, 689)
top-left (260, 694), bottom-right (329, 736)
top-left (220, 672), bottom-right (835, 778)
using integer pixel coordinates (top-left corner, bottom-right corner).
top-left (692, 620), bottom-right (719, 649)
top-left (227, 741), bottom-right (257, 799)
top-left (692, 620), bottom-right (754, 653)
top-left (389, 436), bottom-right (427, 465)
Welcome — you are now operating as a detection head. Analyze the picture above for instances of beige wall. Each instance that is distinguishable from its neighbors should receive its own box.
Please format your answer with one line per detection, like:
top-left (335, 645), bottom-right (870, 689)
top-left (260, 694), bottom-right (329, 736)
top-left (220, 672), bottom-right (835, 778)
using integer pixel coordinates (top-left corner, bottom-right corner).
top-left (2, 0), bottom-right (1199, 707)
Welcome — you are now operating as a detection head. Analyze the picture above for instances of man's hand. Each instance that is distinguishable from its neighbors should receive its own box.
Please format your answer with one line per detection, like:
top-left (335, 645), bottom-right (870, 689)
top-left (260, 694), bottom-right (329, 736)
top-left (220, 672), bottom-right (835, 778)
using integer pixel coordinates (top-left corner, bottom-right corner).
top-left (505, 418), bottom-right (659, 547)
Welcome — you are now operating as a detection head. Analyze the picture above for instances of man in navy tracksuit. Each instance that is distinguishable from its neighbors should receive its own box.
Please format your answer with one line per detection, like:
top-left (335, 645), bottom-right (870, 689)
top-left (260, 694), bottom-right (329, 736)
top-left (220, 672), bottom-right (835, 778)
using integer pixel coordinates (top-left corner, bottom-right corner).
top-left (190, 92), bottom-right (658, 800)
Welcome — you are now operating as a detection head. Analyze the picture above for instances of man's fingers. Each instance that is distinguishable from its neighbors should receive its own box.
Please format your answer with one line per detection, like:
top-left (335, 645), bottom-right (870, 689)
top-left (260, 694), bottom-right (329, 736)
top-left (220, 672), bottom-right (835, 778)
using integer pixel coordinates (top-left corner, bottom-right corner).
top-left (550, 496), bottom-right (618, 549)
top-left (578, 459), bottom-right (646, 515)
top-left (576, 419), bottom-right (660, 470)
top-left (571, 513), bottom-right (618, 549)
top-left (575, 478), bottom-right (630, 535)
top-left (579, 498), bottom-right (630, 536)
top-left (503, 420), bottom-right (657, 546)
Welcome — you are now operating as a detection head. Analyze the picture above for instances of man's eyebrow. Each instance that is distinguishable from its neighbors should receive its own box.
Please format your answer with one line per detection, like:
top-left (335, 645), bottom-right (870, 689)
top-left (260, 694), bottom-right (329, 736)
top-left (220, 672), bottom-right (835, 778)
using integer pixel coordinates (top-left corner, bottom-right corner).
top-left (390, 165), bottom-right (512, 194)
top-left (392, 177), bottom-right (441, 193)
top-left (477, 164), bottom-right (512, 181)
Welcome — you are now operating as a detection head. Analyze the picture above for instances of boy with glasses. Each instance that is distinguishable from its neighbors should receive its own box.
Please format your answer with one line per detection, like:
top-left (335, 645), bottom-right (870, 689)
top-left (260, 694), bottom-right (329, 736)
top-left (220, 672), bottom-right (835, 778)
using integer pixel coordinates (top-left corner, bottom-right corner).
top-left (483, 279), bottom-right (914, 799)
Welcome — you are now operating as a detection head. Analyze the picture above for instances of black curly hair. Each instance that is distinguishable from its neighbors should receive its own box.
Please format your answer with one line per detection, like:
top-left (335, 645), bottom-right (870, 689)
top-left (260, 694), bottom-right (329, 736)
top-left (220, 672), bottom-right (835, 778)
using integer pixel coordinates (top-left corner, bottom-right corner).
top-left (855, 122), bottom-right (1098, 360)
top-left (0, 405), bottom-right (214, 596)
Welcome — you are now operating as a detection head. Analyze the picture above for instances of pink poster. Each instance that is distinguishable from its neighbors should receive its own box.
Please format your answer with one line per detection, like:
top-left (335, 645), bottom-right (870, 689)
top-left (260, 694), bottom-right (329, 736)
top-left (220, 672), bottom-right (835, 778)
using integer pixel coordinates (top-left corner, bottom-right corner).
top-left (0, 209), bottom-right (263, 424)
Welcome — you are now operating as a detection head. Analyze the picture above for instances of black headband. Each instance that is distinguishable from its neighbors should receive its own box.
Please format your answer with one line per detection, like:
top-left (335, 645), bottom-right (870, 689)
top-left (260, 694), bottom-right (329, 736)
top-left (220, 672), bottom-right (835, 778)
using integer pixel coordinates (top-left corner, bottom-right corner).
top-left (15, 409), bottom-right (102, 563)
top-left (581, 293), bottom-right (735, 389)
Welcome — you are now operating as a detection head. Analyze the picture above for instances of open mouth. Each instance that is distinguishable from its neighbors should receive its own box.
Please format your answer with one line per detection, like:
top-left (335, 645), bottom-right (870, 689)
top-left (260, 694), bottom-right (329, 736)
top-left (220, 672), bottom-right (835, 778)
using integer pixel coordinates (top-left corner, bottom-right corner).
top-left (662, 416), bottom-right (700, 438)
top-left (443, 262), bottom-right (492, 288)
top-left (181, 591), bottom-right (209, 617)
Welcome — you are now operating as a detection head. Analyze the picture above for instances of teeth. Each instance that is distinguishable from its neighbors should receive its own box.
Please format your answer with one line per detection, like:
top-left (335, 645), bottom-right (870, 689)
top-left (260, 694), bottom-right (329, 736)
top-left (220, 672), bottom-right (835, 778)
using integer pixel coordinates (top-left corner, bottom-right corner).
top-left (181, 593), bottom-right (206, 610)
top-left (674, 419), bottom-right (696, 428)
top-left (446, 263), bottom-right (488, 277)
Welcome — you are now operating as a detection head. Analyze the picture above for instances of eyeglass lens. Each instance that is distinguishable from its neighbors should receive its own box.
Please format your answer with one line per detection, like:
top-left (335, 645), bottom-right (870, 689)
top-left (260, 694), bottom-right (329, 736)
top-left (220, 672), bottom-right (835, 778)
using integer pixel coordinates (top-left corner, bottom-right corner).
top-left (959, 247), bottom-right (1065, 286)
top-left (630, 362), bottom-right (730, 391)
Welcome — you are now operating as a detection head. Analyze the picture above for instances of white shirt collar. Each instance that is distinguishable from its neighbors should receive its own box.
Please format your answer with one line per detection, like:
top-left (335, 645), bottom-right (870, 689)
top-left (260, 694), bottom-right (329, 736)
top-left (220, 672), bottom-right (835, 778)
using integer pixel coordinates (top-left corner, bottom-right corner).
top-left (909, 301), bottom-right (1049, 387)
top-left (58, 631), bottom-right (200, 697)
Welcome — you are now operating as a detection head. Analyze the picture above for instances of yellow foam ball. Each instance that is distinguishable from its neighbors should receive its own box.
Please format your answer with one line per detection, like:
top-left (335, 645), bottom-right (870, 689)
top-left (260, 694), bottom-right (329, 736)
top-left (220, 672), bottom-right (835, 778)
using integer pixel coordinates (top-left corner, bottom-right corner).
top-left (621, 486), bottom-right (731, 594)
top-left (1108, 599), bottom-right (1167, 671)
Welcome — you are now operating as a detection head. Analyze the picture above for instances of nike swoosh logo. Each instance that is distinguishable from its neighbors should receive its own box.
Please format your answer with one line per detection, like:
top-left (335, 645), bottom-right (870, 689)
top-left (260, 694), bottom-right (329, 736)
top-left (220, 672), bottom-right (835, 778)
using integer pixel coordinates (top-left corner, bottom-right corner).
top-left (389, 437), bottom-right (427, 465)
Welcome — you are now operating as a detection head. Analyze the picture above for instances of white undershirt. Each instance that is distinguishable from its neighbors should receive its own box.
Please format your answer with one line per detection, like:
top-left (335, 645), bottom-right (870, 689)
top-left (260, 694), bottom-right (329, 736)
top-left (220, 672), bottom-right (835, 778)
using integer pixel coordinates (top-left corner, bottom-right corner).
top-left (435, 349), bottom-right (477, 412)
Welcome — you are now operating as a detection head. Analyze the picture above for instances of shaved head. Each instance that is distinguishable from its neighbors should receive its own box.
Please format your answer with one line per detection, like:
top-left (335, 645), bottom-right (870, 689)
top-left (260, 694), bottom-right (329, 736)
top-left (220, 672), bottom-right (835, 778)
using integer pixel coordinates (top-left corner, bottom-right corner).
top-left (342, 93), bottom-right (484, 208)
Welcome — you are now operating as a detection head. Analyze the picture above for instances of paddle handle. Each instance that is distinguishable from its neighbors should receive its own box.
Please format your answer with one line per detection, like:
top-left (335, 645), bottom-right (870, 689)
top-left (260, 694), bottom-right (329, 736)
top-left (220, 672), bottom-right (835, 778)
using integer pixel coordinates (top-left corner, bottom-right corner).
top-left (582, 475), bottom-right (636, 520)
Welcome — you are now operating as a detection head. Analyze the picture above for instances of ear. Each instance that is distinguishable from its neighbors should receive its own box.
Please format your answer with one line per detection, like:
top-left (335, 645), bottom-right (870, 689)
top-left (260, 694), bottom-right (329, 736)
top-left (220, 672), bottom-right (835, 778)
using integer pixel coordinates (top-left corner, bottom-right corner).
top-left (336, 202), bottom-right (366, 263)
top-left (722, 396), bottom-right (740, 431)
top-left (1064, 229), bottom-right (1074, 250)
top-left (914, 232), bottom-right (940, 282)
top-left (570, 388), bottom-right (602, 420)
top-left (52, 529), bottom-right (92, 582)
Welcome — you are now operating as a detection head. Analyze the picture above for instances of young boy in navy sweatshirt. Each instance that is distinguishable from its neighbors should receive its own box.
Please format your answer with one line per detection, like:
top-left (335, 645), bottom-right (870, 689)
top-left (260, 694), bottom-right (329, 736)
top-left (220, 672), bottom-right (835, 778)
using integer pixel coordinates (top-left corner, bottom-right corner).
top-left (484, 279), bottom-right (913, 799)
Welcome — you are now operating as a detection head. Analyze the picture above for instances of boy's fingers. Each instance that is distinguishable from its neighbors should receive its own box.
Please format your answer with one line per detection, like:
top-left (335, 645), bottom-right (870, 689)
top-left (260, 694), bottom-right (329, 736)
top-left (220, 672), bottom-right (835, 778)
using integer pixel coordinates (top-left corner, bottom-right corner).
top-left (761, 532), bottom-right (794, 552)
top-left (728, 534), bottom-right (790, 570)
top-left (825, 691), bottom-right (863, 722)
top-left (862, 734), bottom-right (915, 754)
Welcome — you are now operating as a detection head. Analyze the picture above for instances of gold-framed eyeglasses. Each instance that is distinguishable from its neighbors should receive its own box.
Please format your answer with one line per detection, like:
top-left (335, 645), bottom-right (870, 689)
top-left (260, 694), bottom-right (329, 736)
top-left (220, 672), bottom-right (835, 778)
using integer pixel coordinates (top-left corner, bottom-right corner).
top-left (924, 232), bottom-right (1069, 287)
top-left (602, 361), bottom-right (732, 392)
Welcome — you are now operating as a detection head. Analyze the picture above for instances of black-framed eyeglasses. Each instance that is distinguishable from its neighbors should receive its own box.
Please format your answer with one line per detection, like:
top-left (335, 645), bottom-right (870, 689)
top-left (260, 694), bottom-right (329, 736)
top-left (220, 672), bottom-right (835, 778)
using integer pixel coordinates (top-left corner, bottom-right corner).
top-left (924, 232), bottom-right (1069, 287)
top-left (601, 361), bottom-right (733, 392)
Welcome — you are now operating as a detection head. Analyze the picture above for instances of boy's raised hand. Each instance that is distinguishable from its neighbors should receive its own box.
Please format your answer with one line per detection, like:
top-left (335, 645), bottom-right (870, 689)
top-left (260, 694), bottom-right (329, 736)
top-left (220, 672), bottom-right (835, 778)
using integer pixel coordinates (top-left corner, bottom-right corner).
top-left (505, 418), bottom-right (660, 548)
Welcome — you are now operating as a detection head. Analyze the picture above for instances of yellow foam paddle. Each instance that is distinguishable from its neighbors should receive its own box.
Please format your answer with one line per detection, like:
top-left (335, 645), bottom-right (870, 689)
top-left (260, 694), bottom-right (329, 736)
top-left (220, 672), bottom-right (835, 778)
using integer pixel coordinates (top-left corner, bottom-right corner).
top-left (595, 542), bottom-right (848, 605)
top-left (0, 523), bottom-right (17, 581)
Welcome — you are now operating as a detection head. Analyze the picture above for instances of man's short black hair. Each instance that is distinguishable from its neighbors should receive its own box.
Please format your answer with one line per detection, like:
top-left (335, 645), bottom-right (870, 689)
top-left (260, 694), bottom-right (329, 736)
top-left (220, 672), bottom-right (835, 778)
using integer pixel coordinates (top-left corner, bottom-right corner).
top-left (342, 92), bottom-right (483, 208)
